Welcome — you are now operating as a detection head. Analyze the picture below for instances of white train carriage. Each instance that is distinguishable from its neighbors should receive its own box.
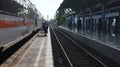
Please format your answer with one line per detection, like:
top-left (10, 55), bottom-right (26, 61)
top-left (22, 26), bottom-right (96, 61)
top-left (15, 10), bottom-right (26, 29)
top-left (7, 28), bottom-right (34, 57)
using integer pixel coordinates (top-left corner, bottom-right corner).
top-left (0, 12), bottom-right (42, 46)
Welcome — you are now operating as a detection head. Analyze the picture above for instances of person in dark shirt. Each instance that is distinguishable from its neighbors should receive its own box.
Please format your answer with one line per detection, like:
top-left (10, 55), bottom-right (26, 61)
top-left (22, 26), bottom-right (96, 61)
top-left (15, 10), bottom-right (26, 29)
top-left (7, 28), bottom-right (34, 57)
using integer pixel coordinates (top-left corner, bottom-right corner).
top-left (77, 18), bottom-right (82, 32)
top-left (98, 19), bottom-right (102, 34)
top-left (42, 21), bottom-right (49, 36)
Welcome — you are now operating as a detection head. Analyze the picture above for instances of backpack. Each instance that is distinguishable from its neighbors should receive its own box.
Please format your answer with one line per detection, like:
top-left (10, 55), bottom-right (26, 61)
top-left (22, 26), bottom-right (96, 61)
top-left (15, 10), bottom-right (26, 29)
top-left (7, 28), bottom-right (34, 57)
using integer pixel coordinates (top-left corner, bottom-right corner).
top-left (43, 22), bottom-right (48, 28)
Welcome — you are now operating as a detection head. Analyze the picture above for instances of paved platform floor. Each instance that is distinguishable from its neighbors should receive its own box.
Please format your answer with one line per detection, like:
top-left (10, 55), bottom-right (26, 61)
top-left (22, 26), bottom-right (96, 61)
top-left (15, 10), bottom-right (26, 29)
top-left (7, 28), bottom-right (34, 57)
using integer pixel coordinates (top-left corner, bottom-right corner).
top-left (0, 29), bottom-right (53, 67)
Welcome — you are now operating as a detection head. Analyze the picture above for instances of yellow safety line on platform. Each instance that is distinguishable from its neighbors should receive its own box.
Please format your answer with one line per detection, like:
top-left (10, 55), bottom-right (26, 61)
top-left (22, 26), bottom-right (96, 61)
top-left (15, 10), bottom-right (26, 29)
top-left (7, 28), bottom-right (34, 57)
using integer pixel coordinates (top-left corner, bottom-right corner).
top-left (14, 39), bottom-right (37, 67)
top-left (34, 37), bottom-right (46, 67)
top-left (0, 64), bottom-right (8, 67)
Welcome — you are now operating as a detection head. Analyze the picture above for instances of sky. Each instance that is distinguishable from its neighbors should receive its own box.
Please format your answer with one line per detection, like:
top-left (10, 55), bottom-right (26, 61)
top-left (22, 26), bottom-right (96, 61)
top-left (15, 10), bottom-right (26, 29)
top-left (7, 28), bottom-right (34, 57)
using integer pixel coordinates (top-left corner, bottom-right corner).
top-left (30, 0), bottom-right (63, 20)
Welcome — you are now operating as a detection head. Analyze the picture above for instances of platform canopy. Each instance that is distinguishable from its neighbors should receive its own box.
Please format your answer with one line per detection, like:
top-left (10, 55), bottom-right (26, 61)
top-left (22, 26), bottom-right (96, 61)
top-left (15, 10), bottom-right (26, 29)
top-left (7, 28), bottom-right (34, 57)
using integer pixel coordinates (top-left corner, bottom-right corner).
top-left (58, 0), bottom-right (120, 13)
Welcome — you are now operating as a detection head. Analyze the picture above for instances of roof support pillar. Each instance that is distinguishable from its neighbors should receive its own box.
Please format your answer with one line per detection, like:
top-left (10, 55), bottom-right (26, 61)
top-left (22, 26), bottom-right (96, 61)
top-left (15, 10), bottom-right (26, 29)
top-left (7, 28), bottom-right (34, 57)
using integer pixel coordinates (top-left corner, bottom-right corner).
top-left (118, 11), bottom-right (120, 33)
top-left (82, 11), bottom-right (85, 34)
top-left (101, 4), bottom-right (105, 33)
top-left (90, 9), bottom-right (93, 34)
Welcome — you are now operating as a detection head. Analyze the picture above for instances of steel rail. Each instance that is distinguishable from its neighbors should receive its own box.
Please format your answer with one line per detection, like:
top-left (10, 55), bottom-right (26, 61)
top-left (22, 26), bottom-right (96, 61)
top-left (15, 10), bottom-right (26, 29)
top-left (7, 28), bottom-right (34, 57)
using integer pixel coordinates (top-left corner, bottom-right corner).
top-left (56, 27), bottom-right (107, 67)
top-left (51, 26), bottom-right (74, 67)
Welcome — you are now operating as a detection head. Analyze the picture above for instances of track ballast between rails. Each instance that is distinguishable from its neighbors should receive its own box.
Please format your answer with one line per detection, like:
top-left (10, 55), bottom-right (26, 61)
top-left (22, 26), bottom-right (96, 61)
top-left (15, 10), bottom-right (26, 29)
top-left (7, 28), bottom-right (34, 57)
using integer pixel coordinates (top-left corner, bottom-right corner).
top-left (50, 26), bottom-right (107, 67)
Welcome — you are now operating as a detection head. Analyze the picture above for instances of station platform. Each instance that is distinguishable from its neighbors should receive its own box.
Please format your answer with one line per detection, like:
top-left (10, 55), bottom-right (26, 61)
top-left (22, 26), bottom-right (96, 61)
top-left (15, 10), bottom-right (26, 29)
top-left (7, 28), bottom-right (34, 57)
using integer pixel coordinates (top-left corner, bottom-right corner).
top-left (63, 26), bottom-right (120, 48)
top-left (0, 28), bottom-right (54, 67)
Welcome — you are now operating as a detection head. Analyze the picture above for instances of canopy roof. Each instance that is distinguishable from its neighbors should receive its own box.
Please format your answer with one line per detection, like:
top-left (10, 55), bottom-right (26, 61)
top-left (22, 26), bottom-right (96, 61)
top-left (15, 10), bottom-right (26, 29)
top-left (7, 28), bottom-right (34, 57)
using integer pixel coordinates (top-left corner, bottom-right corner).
top-left (58, 0), bottom-right (120, 13)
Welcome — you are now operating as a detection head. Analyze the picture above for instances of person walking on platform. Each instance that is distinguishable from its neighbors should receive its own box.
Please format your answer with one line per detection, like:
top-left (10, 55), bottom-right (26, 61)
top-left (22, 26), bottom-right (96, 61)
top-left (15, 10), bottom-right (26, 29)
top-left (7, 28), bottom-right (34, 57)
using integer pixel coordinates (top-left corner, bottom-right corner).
top-left (42, 21), bottom-right (49, 36)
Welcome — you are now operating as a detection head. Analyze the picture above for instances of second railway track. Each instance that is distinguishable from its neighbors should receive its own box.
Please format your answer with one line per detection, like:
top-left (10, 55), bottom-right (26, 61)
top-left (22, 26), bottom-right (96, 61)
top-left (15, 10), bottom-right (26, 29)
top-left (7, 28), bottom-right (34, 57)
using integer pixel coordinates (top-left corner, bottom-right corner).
top-left (50, 26), bottom-right (107, 67)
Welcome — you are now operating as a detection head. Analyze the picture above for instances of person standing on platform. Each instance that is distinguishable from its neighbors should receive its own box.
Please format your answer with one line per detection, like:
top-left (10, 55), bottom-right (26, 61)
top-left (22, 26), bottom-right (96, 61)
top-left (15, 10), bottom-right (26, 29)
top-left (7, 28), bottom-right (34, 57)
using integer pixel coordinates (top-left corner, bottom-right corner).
top-left (74, 14), bottom-right (78, 32)
top-left (98, 19), bottom-right (102, 35)
top-left (77, 18), bottom-right (82, 32)
top-left (111, 18), bottom-right (116, 36)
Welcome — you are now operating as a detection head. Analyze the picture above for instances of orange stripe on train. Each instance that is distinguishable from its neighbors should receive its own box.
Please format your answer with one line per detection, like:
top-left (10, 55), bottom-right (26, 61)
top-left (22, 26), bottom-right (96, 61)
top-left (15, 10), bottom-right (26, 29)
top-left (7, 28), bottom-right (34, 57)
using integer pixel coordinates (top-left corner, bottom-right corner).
top-left (0, 20), bottom-right (33, 28)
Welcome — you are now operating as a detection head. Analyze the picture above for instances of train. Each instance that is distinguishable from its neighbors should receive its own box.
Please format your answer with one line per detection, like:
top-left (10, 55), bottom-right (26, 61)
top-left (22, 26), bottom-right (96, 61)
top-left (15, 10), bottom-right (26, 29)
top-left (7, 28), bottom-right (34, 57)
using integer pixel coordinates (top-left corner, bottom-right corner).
top-left (0, 0), bottom-right (44, 46)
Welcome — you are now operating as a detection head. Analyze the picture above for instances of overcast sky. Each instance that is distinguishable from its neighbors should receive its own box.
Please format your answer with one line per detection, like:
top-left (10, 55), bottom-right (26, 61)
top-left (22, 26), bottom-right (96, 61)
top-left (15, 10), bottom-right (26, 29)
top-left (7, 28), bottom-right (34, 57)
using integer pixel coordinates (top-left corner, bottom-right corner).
top-left (30, 0), bottom-right (63, 20)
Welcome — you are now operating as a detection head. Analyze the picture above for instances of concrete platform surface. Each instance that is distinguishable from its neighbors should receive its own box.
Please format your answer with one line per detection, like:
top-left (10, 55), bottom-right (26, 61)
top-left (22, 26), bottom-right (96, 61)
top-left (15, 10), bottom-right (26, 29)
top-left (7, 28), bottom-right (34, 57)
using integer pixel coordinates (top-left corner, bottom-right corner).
top-left (0, 29), bottom-right (54, 67)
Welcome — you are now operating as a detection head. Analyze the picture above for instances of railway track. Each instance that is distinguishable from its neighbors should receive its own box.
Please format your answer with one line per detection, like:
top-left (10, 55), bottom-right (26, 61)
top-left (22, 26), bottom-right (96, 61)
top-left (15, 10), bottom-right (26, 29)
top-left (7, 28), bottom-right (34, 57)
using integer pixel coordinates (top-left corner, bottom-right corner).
top-left (51, 26), bottom-right (107, 67)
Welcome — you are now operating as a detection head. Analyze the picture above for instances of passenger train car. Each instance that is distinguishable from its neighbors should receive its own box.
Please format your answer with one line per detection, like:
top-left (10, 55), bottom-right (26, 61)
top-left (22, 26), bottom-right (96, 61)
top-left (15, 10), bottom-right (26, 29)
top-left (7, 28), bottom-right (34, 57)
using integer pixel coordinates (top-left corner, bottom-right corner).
top-left (0, 0), bottom-right (44, 46)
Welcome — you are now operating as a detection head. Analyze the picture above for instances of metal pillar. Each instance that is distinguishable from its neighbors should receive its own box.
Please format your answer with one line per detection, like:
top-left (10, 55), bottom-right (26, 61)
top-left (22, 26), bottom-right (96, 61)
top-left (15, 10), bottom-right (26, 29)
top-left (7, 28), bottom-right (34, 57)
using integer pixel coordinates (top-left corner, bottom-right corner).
top-left (119, 11), bottom-right (120, 33)
top-left (82, 11), bottom-right (85, 34)
top-left (90, 9), bottom-right (93, 34)
top-left (101, 4), bottom-right (105, 34)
